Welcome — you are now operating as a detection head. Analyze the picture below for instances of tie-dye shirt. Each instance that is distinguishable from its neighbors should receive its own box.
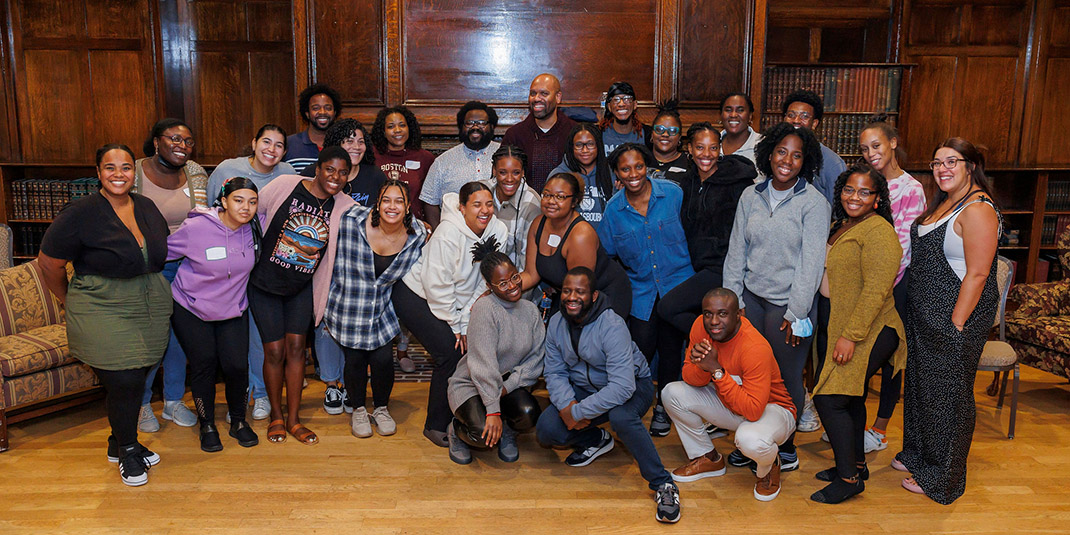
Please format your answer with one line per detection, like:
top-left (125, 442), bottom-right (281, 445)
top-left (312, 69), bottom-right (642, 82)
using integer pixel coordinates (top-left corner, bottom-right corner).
top-left (888, 171), bottom-right (927, 285)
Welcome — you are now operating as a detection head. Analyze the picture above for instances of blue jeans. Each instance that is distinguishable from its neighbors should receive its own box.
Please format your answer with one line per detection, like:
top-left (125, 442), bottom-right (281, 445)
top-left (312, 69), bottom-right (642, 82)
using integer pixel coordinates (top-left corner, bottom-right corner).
top-left (314, 321), bottom-right (344, 384)
top-left (143, 260), bottom-right (188, 404)
top-left (536, 378), bottom-right (670, 490)
top-left (248, 314), bottom-right (267, 400)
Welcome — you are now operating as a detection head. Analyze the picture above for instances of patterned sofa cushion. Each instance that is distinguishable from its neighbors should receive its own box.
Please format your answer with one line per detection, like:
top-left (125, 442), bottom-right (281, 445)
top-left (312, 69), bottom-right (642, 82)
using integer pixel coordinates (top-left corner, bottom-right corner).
top-left (1007, 316), bottom-right (1070, 356)
top-left (1008, 338), bottom-right (1068, 379)
top-left (0, 324), bottom-right (71, 377)
top-left (1, 362), bottom-right (98, 409)
top-left (0, 261), bottom-right (64, 337)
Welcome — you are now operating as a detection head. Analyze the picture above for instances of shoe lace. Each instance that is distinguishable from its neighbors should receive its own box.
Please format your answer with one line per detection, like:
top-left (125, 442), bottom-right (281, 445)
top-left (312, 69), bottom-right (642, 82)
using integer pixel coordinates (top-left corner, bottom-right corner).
top-left (657, 484), bottom-right (679, 506)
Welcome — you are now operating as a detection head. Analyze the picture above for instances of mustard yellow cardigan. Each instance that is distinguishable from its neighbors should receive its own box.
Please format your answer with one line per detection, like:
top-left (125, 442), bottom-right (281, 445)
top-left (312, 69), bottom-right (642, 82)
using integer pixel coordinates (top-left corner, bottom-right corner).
top-left (814, 215), bottom-right (907, 397)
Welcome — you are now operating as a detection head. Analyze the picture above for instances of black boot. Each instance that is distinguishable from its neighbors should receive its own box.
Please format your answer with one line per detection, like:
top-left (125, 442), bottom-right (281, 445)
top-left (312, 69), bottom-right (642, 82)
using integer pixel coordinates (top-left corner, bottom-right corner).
top-left (200, 422), bottom-right (223, 453)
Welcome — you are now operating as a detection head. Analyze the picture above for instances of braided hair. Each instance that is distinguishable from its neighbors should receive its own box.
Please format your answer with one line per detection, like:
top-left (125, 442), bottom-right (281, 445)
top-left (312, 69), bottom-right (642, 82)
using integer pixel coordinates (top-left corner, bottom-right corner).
top-left (370, 179), bottom-right (416, 234)
top-left (478, 251), bottom-right (514, 283)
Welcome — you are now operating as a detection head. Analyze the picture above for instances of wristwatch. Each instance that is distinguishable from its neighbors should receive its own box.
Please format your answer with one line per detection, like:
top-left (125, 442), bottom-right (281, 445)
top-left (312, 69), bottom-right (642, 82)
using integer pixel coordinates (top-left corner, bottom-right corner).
top-left (712, 368), bottom-right (726, 381)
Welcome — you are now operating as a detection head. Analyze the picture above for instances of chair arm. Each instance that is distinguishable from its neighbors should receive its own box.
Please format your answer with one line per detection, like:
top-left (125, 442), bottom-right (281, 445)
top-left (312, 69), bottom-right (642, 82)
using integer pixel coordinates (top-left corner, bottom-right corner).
top-left (1008, 281), bottom-right (1070, 319)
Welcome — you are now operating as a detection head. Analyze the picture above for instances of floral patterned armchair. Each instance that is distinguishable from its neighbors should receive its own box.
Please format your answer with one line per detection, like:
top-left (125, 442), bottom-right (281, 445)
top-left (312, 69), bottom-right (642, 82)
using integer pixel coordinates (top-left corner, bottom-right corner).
top-left (1005, 228), bottom-right (1070, 379)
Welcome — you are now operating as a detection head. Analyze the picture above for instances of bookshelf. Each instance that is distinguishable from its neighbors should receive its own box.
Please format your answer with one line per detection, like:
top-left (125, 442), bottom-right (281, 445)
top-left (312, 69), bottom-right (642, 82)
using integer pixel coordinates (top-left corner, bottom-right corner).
top-left (759, 63), bottom-right (913, 160)
top-left (0, 163), bottom-right (99, 263)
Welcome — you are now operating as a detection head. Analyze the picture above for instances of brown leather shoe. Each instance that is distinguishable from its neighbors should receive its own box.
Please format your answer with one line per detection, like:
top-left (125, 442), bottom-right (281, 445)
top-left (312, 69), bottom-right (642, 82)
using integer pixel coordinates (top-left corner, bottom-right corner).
top-left (754, 457), bottom-right (781, 501)
top-left (672, 450), bottom-right (727, 482)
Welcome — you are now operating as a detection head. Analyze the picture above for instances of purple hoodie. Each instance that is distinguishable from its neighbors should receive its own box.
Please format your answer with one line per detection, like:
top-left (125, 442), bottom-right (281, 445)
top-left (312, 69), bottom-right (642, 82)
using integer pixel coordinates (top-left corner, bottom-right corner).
top-left (167, 207), bottom-right (260, 321)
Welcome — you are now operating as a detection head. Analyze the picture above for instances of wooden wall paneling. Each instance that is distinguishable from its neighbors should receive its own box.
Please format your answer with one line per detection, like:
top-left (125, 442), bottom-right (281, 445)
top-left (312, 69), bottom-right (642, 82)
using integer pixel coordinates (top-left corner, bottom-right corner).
top-left (952, 55), bottom-right (1023, 165)
top-left (307, 0), bottom-right (384, 105)
top-left (678, 0), bottom-right (752, 106)
top-left (748, 0), bottom-right (767, 128)
top-left (900, 55), bottom-right (956, 166)
top-left (1021, 0), bottom-right (1070, 165)
top-left (0, 2), bottom-right (19, 161)
top-left (18, 49), bottom-right (88, 162)
top-left (181, 0), bottom-right (297, 164)
top-left (88, 50), bottom-right (157, 158)
top-left (654, 0), bottom-right (679, 105)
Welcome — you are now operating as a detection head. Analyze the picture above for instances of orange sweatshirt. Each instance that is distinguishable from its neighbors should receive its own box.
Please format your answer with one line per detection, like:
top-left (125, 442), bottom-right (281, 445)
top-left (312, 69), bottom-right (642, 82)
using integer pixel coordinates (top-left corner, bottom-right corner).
top-left (682, 316), bottom-right (797, 422)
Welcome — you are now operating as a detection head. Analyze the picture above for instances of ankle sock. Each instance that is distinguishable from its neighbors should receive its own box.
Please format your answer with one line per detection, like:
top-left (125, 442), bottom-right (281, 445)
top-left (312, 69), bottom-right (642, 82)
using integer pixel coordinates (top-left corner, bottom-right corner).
top-left (816, 464), bottom-right (869, 482)
top-left (810, 477), bottom-right (864, 504)
top-left (871, 426), bottom-right (886, 436)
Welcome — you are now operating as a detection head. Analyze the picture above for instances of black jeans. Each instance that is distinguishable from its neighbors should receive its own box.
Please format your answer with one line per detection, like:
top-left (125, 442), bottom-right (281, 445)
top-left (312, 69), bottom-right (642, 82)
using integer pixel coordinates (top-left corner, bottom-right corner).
top-left (453, 388), bottom-right (541, 449)
top-left (629, 296), bottom-right (685, 404)
top-left (342, 344), bottom-right (394, 408)
top-left (813, 326), bottom-right (899, 479)
top-left (171, 303), bottom-right (250, 423)
top-left (742, 289), bottom-right (818, 419)
top-left (391, 282), bottom-right (462, 433)
top-left (656, 268), bottom-right (722, 333)
top-left (93, 365), bottom-right (153, 448)
top-left (874, 269), bottom-right (909, 420)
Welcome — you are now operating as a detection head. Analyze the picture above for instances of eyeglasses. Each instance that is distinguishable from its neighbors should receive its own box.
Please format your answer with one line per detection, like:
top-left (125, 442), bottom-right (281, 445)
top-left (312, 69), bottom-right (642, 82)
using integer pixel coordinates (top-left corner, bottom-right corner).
top-left (652, 125), bottom-right (681, 136)
top-left (841, 186), bottom-right (875, 199)
top-left (609, 96), bottom-right (635, 105)
top-left (785, 111), bottom-right (812, 121)
top-left (493, 273), bottom-right (522, 291)
top-left (163, 134), bottom-right (195, 147)
top-left (464, 119), bottom-right (489, 127)
top-left (573, 141), bottom-right (597, 151)
top-left (929, 157), bottom-right (968, 170)
top-left (543, 192), bottom-right (574, 203)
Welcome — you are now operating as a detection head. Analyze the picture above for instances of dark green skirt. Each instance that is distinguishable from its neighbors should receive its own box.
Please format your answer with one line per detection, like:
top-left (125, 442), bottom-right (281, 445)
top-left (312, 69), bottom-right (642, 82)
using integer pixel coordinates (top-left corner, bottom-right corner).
top-left (66, 273), bottom-right (172, 371)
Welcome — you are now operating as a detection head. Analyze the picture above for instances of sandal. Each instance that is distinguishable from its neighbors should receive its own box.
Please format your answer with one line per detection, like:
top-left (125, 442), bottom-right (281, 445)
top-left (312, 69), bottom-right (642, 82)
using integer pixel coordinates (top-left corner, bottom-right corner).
top-left (289, 423), bottom-right (318, 445)
top-left (267, 419), bottom-right (287, 444)
top-left (891, 458), bottom-right (909, 472)
top-left (902, 477), bottom-right (926, 495)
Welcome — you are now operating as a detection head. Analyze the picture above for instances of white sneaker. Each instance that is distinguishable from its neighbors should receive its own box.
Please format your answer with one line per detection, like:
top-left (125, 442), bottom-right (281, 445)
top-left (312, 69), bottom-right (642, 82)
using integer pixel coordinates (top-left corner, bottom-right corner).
top-left (161, 400), bottom-right (197, 427)
top-left (796, 395), bottom-right (821, 432)
top-left (371, 406), bottom-right (396, 436)
top-left (863, 428), bottom-right (888, 453)
top-left (821, 431), bottom-right (829, 443)
top-left (251, 397), bottom-right (270, 420)
top-left (138, 404), bottom-right (160, 433)
top-left (350, 407), bottom-right (373, 438)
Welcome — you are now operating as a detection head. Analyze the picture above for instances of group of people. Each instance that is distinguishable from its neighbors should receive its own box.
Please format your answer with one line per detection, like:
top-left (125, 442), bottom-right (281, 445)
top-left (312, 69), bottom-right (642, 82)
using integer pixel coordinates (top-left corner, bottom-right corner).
top-left (37, 72), bottom-right (1001, 523)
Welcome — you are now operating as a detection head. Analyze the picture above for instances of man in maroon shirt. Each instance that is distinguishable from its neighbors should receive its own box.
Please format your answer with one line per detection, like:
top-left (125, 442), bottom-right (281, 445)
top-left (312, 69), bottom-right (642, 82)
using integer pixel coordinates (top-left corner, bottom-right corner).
top-left (502, 73), bottom-right (576, 192)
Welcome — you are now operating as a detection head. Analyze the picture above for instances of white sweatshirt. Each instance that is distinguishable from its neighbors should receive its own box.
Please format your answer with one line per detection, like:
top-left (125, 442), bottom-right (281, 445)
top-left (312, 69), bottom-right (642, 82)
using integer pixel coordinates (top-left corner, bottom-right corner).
top-left (402, 192), bottom-right (509, 334)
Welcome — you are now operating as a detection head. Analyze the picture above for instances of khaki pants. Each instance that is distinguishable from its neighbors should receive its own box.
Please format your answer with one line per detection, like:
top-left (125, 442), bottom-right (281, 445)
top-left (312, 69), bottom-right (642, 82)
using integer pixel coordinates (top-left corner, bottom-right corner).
top-left (662, 380), bottom-right (795, 477)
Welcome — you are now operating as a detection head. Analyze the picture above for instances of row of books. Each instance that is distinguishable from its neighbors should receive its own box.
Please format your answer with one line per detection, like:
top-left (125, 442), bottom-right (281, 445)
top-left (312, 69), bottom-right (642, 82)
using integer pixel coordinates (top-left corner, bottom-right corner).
top-left (758, 114), bottom-right (893, 157)
top-left (1040, 215), bottom-right (1070, 246)
top-left (13, 225), bottom-right (46, 257)
top-left (8, 178), bottom-right (97, 220)
top-left (1045, 181), bottom-right (1070, 211)
top-left (763, 66), bottom-right (903, 113)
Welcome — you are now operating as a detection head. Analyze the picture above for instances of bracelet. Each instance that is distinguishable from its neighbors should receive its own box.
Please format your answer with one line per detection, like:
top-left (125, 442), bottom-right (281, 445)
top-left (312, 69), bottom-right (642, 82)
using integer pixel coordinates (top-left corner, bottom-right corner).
top-left (486, 412), bottom-right (501, 417)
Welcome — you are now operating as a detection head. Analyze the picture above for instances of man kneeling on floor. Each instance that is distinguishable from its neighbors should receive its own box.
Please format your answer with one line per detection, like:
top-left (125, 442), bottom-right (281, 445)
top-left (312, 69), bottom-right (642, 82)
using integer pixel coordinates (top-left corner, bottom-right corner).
top-left (662, 288), bottom-right (797, 501)
top-left (535, 267), bottom-right (681, 524)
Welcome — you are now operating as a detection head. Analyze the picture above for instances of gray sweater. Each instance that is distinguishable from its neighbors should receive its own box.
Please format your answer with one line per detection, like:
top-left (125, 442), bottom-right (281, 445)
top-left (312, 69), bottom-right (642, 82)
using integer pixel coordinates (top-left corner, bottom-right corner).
top-left (447, 294), bottom-right (545, 414)
top-left (206, 157), bottom-right (295, 205)
top-left (722, 177), bottom-right (831, 323)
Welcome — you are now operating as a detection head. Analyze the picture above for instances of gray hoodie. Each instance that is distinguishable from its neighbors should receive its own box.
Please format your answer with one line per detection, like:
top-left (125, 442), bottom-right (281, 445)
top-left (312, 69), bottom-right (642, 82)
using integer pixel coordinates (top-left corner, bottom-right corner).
top-left (722, 177), bottom-right (831, 323)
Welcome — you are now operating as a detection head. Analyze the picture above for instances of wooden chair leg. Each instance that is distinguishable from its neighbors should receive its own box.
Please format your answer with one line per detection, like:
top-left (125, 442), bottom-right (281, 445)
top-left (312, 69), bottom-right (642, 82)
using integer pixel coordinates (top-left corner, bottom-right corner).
top-left (1008, 365), bottom-right (1019, 439)
top-left (997, 369), bottom-right (1010, 409)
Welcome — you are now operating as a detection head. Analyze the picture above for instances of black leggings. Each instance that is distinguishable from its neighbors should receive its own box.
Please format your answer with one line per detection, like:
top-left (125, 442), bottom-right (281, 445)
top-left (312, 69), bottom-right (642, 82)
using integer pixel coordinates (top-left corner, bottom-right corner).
top-left (171, 302), bottom-right (250, 423)
top-left (874, 270), bottom-right (909, 420)
top-left (342, 344), bottom-right (394, 408)
top-left (813, 326), bottom-right (899, 479)
top-left (453, 388), bottom-right (541, 449)
top-left (629, 296), bottom-right (685, 403)
top-left (93, 365), bottom-right (153, 448)
top-left (656, 268), bottom-right (722, 333)
top-left (391, 281), bottom-right (462, 433)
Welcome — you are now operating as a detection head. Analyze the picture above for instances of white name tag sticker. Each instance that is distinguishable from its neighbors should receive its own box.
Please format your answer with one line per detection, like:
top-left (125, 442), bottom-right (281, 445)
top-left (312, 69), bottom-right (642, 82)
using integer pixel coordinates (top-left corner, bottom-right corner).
top-left (205, 246), bottom-right (227, 261)
top-left (405, 160), bottom-right (421, 170)
top-left (547, 234), bottom-right (561, 247)
top-left (668, 166), bottom-right (687, 173)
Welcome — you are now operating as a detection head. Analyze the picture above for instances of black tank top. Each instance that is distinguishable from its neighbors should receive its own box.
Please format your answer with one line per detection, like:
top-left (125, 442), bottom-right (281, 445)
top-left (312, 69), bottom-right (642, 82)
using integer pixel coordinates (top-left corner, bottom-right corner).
top-left (534, 215), bottom-right (610, 290)
top-left (373, 252), bottom-right (397, 278)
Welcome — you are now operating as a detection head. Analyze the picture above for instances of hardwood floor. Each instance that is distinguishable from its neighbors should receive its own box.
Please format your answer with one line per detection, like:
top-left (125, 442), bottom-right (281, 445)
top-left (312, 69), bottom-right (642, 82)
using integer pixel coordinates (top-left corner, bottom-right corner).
top-left (2, 366), bottom-right (1068, 534)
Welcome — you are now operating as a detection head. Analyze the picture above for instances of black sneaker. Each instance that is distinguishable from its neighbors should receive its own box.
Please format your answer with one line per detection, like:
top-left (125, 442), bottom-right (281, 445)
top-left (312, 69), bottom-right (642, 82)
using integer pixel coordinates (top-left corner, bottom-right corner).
top-left (705, 423), bottom-right (728, 439)
top-left (107, 435), bottom-right (160, 466)
top-left (750, 448), bottom-right (800, 474)
top-left (342, 388), bottom-right (354, 414)
top-left (200, 423), bottom-right (223, 453)
top-left (649, 405), bottom-right (671, 437)
top-left (229, 420), bottom-right (260, 447)
top-left (565, 429), bottom-right (614, 467)
top-left (727, 448), bottom-right (754, 468)
top-left (117, 445), bottom-right (149, 487)
top-left (323, 385), bottom-right (344, 415)
top-left (655, 482), bottom-right (681, 523)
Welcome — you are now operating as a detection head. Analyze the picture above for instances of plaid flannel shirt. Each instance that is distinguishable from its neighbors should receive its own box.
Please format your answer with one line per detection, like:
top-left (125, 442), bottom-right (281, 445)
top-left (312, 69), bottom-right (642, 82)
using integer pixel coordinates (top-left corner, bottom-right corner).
top-left (324, 205), bottom-right (427, 350)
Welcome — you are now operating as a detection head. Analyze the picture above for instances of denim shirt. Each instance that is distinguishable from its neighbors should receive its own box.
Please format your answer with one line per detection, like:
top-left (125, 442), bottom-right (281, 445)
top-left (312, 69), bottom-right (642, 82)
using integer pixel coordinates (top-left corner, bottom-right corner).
top-left (597, 178), bottom-right (695, 321)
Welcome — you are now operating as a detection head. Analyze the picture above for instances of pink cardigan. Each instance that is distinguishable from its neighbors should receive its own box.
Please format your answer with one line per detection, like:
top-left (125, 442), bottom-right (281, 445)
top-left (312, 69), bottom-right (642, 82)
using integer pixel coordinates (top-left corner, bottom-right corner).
top-left (258, 174), bottom-right (357, 325)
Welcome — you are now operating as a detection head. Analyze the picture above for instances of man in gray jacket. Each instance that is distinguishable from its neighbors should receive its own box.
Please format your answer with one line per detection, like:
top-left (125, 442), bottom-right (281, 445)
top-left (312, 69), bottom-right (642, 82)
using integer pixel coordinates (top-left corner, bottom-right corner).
top-left (535, 267), bottom-right (681, 524)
